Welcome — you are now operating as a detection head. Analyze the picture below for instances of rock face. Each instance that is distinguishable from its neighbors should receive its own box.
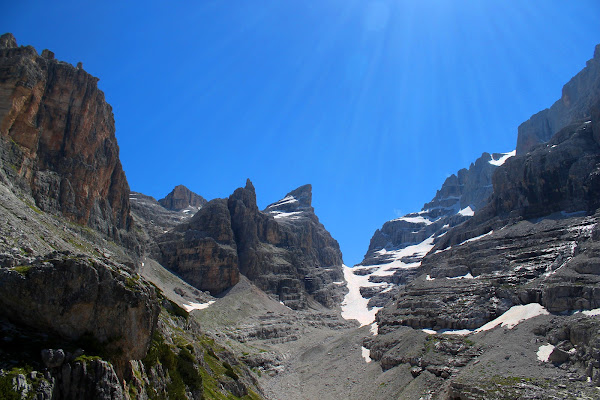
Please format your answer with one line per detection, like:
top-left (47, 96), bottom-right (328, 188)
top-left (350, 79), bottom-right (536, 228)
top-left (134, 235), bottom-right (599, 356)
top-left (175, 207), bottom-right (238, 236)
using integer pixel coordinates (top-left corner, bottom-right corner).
top-left (355, 151), bottom-right (513, 308)
top-left (157, 198), bottom-right (240, 294)
top-left (157, 180), bottom-right (345, 308)
top-left (261, 183), bottom-right (345, 308)
top-left (0, 33), bottom-right (133, 244)
top-left (0, 254), bottom-right (160, 365)
top-left (516, 44), bottom-right (600, 154)
top-left (158, 184), bottom-right (207, 211)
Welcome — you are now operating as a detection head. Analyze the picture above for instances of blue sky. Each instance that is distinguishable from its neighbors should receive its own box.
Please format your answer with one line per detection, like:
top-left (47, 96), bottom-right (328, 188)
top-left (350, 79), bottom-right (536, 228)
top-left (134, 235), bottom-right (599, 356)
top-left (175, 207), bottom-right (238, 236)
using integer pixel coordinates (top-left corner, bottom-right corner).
top-left (3, 1), bottom-right (600, 266)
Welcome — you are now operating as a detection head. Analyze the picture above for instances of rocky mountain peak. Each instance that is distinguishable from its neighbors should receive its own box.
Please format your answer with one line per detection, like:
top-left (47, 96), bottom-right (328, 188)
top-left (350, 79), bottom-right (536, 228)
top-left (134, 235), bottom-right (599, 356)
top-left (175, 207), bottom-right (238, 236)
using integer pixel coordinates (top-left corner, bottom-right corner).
top-left (287, 184), bottom-right (312, 207)
top-left (516, 43), bottom-right (600, 155)
top-left (0, 33), bottom-right (16, 48)
top-left (245, 178), bottom-right (255, 192)
top-left (229, 178), bottom-right (259, 213)
top-left (158, 184), bottom-right (207, 211)
top-left (264, 184), bottom-right (314, 216)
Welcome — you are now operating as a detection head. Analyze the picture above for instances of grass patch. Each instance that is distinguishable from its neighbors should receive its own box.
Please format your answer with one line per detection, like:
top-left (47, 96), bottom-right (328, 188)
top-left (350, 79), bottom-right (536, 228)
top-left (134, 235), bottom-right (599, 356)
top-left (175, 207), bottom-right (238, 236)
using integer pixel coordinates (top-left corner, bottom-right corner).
top-left (73, 354), bottom-right (103, 364)
top-left (11, 265), bottom-right (33, 276)
top-left (23, 199), bottom-right (42, 215)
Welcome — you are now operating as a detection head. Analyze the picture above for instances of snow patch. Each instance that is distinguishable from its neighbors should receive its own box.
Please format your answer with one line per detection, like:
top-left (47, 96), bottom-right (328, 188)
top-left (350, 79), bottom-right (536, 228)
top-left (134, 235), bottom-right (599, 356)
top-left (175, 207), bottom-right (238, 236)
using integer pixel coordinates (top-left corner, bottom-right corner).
top-left (271, 211), bottom-right (303, 220)
top-left (458, 206), bottom-right (474, 217)
top-left (270, 196), bottom-right (298, 207)
top-left (425, 275), bottom-right (435, 281)
top-left (422, 329), bottom-right (437, 335)
top-left (370, 236), bottom-right (436, 273)
top-left (391, 215), bottom-right (433, 225)
top-left (580, 308), bottom-right (600, 316)
top-left (447, 272), bottom-right (474, 280)
top-left (489, 150), bottom-right (516, 166)
top-left (475, 303), bottom-right (549, 332)
top-left (341, 264), bottom-right (382, 326)
top-left (361, 347), bottom-right (372, 363)
top-left (182, 301), bottom-right (215, 312)
top-left (458, 231), bottom-right (494, 246)
top-left (537, 344), bottom-right (555, 362)
top-left (441, 329), bottom-right (472, 336)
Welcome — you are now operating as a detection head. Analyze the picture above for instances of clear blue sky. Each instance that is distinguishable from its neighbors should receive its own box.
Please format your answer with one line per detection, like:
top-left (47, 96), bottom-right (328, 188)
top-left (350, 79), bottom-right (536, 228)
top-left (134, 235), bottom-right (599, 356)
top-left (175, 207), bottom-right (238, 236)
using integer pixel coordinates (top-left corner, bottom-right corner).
top-left (3, 1), bottom-right (600, 266)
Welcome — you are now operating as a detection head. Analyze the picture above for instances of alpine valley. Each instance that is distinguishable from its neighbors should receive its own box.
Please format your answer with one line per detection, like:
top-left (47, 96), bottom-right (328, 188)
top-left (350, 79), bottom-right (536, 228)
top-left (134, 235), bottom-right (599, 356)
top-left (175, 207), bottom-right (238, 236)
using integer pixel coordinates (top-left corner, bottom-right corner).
top-left (1, 32), bottom-right (600, 400)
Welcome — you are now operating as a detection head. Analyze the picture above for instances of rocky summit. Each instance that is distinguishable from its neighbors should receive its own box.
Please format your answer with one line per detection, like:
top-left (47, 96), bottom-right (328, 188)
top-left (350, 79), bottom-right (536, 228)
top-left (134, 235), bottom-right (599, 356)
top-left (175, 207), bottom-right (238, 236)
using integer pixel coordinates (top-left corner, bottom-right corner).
top-left (2, 32), bottom-right (600, 400)
top-left (156, 180), bottom-right (345, 309)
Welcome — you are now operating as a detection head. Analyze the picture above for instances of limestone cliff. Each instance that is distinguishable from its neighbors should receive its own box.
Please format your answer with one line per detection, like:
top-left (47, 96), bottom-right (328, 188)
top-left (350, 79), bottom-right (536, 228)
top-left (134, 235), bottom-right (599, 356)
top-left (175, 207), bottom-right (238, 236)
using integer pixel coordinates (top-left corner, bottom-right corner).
top-left (0, 33), bottom-right (133, 244)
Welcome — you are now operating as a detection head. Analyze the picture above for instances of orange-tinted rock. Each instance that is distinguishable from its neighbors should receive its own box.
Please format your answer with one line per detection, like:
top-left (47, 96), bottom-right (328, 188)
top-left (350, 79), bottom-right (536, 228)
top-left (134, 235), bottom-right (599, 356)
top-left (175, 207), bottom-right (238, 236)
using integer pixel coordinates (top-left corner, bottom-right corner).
top-left (0, 33), bottom-right (133, 243)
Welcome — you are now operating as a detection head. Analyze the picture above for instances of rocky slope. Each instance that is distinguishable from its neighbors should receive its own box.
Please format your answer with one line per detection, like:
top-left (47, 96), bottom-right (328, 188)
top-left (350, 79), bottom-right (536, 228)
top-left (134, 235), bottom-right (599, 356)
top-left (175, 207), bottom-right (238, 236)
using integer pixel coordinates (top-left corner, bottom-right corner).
top-left (157, 180), bottom-right (346, 309)
top-left (360, 43), bottom-right (600, 399)
top-left (351, 150), bottom-right (514, 309)
top-left (0, 33), bottom-right (134, 247)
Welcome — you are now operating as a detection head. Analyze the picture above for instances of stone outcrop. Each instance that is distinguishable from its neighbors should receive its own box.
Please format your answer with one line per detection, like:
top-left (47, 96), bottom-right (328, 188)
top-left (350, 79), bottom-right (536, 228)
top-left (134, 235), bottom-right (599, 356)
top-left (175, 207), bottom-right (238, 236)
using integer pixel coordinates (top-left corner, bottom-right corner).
top-left (158, 184), bottom-right (207, 211)
top-left (491, 121), bottom-right (600, 221)
top-left (516, 44), bottom-right (600, 154)
top-left (157, 198), bottom-right (240, 294)
top-left (0, 253), bottom-right (159, 366)
top-left (0, 33), bottom-right (133, 244)
top-left (157, 180), bottom-right (345, 308)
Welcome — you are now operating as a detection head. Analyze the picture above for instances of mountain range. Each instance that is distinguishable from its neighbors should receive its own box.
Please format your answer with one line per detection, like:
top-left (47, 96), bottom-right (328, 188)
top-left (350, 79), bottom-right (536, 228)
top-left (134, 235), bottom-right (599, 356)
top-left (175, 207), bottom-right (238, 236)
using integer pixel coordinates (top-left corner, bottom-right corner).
top-left (1, 32), bottom-right (600, 399)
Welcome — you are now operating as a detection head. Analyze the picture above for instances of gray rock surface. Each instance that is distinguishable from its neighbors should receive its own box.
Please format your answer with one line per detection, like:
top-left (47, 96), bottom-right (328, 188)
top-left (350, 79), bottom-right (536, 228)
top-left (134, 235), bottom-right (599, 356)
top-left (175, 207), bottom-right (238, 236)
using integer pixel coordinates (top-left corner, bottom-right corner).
top-left (0, 254), bottom-right (160, 368)
top-left (516, 44), bottom-right (600, 154)
top-left (158, 184), bottom-right (207, 211)
top-left (157, 180), bottom-right (346, 309)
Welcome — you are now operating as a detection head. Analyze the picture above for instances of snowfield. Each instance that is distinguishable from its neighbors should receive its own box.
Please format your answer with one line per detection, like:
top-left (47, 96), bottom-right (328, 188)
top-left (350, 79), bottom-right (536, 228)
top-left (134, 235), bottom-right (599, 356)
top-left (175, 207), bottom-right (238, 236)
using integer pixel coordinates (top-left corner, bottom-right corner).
top-left (182, 300), bottom-right (215, 312)
top-left (475, 303), bottom-right (549, 332)
top-left (489, 150), bottom-right (516, 166)
top-left (341, 264), bottom-right (382, 326)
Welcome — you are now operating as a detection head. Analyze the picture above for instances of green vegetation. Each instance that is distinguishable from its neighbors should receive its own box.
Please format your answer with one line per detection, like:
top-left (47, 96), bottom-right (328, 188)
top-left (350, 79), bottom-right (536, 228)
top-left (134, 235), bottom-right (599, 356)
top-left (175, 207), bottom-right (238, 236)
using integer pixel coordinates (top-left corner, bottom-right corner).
top-left (165, 298), bottom-right (190, 320)
top-left (143, 331), bottom-right (203, 400)
top-left (0, 366), bottom-right (46, 400)
top-left (73, 354), bottom-right (103, 364)
top-left (11, 265), bottom-right (32, 276)
top-left (22, 199), bottom-right (42, 215)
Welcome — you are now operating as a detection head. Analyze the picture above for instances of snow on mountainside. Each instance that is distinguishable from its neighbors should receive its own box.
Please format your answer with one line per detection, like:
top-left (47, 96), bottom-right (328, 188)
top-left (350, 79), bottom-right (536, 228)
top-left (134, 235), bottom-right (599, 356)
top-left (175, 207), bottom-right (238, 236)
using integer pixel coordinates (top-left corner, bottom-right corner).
top-left (343, 151), bottom-right (513, 323)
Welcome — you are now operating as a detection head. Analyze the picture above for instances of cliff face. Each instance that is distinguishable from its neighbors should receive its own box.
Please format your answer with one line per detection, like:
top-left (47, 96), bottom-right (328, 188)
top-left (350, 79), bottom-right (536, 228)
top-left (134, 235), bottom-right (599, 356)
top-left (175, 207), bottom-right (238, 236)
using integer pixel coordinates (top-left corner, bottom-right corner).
top-left (516, 44), bottom-right (600, 154)
top-left (157, 198), bottom-right (240, 294)
top-left (0, 33), bottom-right (133, 243)
top-left (157, 180), bottom-right (345, 309)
